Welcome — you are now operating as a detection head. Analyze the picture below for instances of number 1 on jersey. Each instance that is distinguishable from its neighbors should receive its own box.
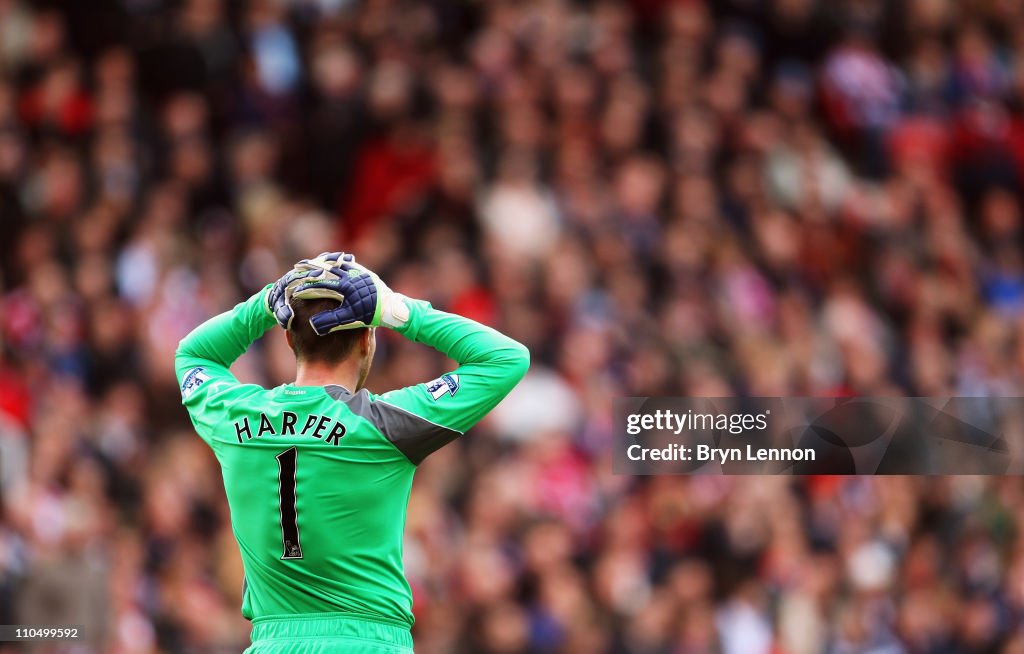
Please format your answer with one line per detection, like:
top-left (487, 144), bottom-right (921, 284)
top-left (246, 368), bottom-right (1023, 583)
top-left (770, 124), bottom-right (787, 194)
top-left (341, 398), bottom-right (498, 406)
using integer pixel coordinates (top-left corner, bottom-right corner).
top-left (276, 447), bottom-right (303, 559)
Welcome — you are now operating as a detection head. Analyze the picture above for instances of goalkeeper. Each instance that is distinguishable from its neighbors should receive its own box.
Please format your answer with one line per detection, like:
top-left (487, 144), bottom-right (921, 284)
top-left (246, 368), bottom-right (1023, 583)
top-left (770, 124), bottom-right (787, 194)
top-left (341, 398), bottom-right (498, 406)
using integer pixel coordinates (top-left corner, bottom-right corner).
top-left (174, 253), bottom-right (529, 653)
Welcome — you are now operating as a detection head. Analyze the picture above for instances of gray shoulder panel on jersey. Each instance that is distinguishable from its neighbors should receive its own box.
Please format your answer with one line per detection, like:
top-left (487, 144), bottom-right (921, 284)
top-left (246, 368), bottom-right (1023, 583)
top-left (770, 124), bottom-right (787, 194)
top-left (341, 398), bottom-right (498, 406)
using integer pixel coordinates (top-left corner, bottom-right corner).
top-left (324, 384), bottom-right (460, 465)
top-left (324, 385), bottom-right (352, 400)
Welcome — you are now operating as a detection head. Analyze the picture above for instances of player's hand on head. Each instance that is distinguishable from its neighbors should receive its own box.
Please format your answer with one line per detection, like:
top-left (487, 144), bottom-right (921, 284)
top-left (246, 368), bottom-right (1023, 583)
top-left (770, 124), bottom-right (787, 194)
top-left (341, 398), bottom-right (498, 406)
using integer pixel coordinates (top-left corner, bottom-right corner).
top-left (299, 259), bottom-right (410, 335)
top-left (297, 251), bottom-right (355, 274)
top-left (266, 252), bottom-right (356, 330)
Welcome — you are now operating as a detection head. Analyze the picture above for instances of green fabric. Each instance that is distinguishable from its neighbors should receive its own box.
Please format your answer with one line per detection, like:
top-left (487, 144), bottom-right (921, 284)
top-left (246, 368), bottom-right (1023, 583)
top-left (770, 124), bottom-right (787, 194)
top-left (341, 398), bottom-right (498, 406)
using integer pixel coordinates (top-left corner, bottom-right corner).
top-left (244, 615), bottom-right (413, 654)
top-left (377, 295), bottom-right (530, 434)
top-left (175, 287), bottom-right (528, 630)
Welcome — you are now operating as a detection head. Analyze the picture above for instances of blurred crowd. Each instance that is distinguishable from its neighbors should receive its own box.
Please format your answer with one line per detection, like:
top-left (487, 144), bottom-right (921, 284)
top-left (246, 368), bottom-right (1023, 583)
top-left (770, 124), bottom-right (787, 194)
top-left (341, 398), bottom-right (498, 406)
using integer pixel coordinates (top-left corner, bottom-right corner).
top-left (2, 0), bottom-right (1024, 652)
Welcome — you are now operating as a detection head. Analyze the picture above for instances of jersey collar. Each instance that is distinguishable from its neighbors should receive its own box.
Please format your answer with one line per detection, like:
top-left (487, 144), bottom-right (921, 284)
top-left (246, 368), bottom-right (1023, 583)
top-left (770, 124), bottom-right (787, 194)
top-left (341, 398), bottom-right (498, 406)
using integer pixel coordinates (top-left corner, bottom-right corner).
top-left (323, 384), bottom-right (352, 400)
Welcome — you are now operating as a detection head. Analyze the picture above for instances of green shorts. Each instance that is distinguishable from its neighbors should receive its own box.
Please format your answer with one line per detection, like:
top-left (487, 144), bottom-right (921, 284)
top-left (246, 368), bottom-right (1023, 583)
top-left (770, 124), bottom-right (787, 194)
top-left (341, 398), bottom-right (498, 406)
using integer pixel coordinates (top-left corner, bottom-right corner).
top-left (243, 615), bottom-right (414, 654)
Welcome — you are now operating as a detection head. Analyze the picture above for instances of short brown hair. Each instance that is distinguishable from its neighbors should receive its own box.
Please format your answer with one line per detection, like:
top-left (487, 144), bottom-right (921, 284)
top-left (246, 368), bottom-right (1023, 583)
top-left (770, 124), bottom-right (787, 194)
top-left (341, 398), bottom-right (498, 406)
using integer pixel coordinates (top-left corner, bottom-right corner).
top-left (288, 298), bottom-right (365, 364)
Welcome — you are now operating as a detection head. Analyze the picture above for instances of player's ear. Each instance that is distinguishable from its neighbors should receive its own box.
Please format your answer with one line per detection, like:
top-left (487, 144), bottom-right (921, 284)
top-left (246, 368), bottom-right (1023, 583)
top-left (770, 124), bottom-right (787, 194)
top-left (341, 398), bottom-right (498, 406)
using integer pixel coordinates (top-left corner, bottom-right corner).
top-left (360, 328), bottom-right (374, 354)
top-left (285, 330), bottom-right (294, 351)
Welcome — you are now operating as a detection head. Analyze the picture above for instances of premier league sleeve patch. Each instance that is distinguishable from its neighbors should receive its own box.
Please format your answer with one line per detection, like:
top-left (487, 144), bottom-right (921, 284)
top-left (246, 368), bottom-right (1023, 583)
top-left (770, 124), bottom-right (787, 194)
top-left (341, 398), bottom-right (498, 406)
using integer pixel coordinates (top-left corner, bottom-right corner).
top-left (425, 374), bottom-right (460, 401)
top-left (181, 367), bottom-right (211, 400)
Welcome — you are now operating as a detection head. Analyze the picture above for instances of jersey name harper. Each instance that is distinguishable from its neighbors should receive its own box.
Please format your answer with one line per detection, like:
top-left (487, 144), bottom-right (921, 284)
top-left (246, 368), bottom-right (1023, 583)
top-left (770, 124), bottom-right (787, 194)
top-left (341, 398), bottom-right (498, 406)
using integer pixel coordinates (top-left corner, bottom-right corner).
top-left (233, 412), bottom-right (347, 445)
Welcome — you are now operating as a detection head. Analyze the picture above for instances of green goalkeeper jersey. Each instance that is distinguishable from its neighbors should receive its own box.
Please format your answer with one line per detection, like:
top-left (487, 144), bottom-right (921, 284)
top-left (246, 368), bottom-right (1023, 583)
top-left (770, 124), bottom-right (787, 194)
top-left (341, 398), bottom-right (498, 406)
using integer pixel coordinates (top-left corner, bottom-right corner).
top-left (174, 287), bottom-right (529, 628)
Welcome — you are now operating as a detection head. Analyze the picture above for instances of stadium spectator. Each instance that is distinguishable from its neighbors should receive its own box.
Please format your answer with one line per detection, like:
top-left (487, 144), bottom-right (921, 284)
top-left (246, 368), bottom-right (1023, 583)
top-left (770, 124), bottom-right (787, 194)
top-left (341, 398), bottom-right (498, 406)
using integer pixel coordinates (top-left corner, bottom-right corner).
top-left (1, 0), bottom-right (1024, 652)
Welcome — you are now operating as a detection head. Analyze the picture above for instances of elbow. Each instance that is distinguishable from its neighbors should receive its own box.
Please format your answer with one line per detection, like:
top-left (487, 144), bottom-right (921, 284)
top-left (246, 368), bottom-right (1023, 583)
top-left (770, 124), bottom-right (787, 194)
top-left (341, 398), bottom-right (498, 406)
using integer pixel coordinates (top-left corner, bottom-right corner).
top-left (506, 341), bottom-right (530, 383)
top-left (174, 338), bottom-right (190, 365)
top-left (173, 341), bottom-right (190, 381)
top-left (174, 335), bottom-right (203, 380)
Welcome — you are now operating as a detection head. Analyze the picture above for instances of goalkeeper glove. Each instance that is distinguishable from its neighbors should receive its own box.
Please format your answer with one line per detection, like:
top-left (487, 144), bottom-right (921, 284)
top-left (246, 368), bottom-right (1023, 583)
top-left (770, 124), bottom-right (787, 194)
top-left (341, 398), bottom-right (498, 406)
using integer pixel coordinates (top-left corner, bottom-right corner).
top-left (266, 252), bottom-right (354, 330)
top-left (297, 259), bottom-right (410, 334)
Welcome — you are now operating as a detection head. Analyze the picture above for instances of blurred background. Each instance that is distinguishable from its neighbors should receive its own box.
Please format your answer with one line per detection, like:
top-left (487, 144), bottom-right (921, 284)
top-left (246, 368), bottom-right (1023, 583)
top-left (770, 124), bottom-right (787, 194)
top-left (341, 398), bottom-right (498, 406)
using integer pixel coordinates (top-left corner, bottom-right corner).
top-left (1, 0), bottom-right (1024, 652)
